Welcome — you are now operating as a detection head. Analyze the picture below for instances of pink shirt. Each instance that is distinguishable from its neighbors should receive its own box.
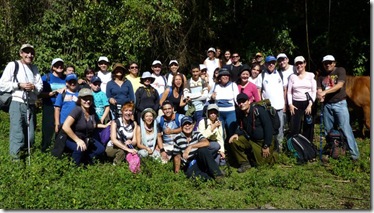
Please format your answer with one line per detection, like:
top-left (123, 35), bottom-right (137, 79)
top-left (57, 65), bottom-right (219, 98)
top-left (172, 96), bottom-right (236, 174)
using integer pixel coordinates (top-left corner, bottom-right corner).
top-left (238, 82), bottom-right (261, 102)
top-left (287, 72), bottom-right (316, 104)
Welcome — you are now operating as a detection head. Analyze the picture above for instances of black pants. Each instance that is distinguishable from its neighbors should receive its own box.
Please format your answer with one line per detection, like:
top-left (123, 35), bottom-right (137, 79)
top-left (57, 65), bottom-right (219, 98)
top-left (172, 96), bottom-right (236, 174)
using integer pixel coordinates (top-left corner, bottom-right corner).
top-left (289, 100), bottom-right (314, 142)
top-left (185, 147), bottom-right (223, 180)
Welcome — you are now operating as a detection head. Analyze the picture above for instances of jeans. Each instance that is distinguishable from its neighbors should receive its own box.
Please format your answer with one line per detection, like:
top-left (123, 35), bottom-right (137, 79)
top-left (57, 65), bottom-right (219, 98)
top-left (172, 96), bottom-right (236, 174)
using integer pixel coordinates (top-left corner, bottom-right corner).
top-left (323, 100), bottom-right (359, 159)
top-left (9, 101), bottom-right (36, 159)
top-left (219, 110), bottom-right (237, 142)
top-left (66, 138), bottom-right (105, 165)
top-left (193, 110), bottom-right (203, 131)
top-left (276, 110), bottom-right (285, 148)
top-left (207, 141), bottom-right (221, 165)
top-left (185, 147), bottom-right (223, 180)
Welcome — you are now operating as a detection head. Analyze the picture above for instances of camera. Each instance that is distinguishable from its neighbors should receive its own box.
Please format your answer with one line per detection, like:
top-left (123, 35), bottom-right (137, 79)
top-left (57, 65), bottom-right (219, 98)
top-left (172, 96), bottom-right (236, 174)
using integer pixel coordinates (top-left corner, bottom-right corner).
top-left (85, 137), bottom-right (95, 148)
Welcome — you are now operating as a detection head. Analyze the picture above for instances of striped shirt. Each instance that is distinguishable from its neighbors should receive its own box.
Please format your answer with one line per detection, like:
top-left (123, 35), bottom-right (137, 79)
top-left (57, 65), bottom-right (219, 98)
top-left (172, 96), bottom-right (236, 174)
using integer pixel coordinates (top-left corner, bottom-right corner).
top-left (173, 131), bottom-right (205, 160)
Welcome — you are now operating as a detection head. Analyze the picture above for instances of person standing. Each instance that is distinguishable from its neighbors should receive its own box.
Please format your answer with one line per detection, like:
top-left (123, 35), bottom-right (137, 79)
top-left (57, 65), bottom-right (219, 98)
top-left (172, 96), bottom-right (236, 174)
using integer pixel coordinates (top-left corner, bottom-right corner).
top-left (165, 60), bottom-right (187, 87)
top-left (97, 56), bottom-right (111, 94)
top-left (125, 62), bottom-right (142, 95)
top-left (226, 52), bottom-right (243, 83)
top-left (0, 44), bottom-right (43, 160)
top-left (287, 56), bottom-right (316, 142)
top-left (204, 47), bottom-right (221, 89)
top-left (39, 58), bottom-right (66, 152)
top-left (150, 60), bottom-right (167, 96)
top-left (256, 56), bottom-right (286, 151)
top-left (317, 55), bottom-right (359, 161)
top-left (135, 71), bottom-right (159, 123)
top-left (237, 64), bottom-right (261, 103)
top-left (223, 50), bottom-right (232, 65)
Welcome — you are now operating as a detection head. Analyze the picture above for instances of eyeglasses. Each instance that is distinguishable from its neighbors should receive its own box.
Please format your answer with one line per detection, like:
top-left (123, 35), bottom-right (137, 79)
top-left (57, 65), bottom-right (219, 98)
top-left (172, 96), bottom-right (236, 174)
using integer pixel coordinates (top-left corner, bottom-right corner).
top-left (130, 66), bottom-right (138, 69)
top-left (81, 96), bottom-right (93, 102)
top-left (323, 61), bottom-right (333, 66)
top-left (93, 82), bottom-right (101, 86)
top-left (98, 62), bottom-right (107, 65)
top-left (267, 61), bottom-right (276, 65)
top-left (144, 78), bottom-right (153, 81)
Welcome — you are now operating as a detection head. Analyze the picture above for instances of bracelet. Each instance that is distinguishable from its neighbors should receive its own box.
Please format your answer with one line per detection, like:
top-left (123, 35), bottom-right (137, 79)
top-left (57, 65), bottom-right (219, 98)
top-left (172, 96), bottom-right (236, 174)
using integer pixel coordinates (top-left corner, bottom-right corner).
top-left (160, 148), bottom-right (165, 153)
top-left (18, 83), bottom-right (21, 89)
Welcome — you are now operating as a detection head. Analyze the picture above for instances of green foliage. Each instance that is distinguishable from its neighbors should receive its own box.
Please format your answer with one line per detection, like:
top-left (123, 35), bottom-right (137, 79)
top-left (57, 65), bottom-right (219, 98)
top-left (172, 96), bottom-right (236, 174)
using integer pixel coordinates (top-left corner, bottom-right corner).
top-left (0, 110), bottom-right (371, 209)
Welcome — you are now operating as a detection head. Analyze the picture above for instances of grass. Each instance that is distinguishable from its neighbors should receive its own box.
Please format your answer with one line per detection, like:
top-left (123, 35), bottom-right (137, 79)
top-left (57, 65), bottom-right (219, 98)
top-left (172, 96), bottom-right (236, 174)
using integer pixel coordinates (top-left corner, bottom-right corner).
top-left (0, 111), bottom-right (371, 209)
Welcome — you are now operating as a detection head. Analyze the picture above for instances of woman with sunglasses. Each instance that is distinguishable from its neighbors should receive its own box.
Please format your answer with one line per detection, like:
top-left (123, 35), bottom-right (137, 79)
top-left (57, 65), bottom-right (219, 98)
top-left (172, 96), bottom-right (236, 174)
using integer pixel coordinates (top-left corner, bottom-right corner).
top-left (135, 71), bottom-right (159, 123)
top-left (62, 88), bottom-right (110, 166)
top-left (125, 62), bottom-right (141, 95)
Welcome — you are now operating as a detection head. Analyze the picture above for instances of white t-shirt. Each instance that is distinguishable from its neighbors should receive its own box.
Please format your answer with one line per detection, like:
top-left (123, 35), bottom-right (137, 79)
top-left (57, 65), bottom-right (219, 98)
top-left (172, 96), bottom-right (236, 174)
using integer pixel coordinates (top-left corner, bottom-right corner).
top-left (256, 70), bottom-right (286, 110)
top-left (151, 73), bottom-right (167, 96)
top-left (97, 71), bottom-right (112, 94)
top-left (204, 58), bottom-right (220, 88)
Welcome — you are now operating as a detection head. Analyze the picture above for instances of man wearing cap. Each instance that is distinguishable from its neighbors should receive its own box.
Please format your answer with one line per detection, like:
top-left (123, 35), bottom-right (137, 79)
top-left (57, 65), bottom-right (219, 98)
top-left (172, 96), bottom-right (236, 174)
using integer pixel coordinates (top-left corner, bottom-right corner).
top-left (0, 44), bottom-right (43, 160)
top-left (90, 76), bottom-right (110, 123)
top-left (204, 47), bottom-right (221, 89)
top-left (150, 60), bottom-right (167, 96)
top-left (165, 60), bottom-right (187, 87)
top-left (97, 56), bottom-right (111, 93)
top-left (256, 55), bottom-right (287, 151)
top-left (54, 73), bottom-right (80, 131)
top-left (254, 52), bottom-right (266, 72)
top-left (173, 116), bottom-right (224, 181)
top-left (39, 57), bottom-right (67, 152)
top-left (135, 71), bottom-right (159, 123)
top-left (277, 53), bottom-right (296, 133)
top-left (229, 93), bottom-right (277, 173)
top-left (317, 55), bottom-right (359, 160)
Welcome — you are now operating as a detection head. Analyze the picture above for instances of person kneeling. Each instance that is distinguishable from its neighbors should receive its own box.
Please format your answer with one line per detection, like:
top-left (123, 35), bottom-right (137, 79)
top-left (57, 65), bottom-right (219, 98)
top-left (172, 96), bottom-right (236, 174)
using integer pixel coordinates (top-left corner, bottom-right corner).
top-left (229, 93), bottom-right (278, 173)
top-left (173, 116), bottom-right (224, 181)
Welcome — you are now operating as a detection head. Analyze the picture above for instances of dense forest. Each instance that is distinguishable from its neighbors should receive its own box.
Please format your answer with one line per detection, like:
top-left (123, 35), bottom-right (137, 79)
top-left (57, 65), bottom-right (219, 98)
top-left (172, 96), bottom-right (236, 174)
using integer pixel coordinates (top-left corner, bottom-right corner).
top-left (0, 0), bottom-right (370, 76)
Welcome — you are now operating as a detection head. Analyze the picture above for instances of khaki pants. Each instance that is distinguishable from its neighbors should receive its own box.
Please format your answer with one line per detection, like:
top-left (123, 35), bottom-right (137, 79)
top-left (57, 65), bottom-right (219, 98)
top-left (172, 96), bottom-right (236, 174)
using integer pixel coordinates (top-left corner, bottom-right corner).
top-left (230, 135), bottom-right (278, 166)
top-left (106, 145), bottom-right (125, 164)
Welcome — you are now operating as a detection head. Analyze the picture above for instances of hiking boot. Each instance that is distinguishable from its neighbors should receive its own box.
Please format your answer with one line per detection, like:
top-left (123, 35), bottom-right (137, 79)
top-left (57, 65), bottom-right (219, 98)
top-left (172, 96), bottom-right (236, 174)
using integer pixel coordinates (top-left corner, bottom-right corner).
top-left (237, 162), bottom-right (251, 173)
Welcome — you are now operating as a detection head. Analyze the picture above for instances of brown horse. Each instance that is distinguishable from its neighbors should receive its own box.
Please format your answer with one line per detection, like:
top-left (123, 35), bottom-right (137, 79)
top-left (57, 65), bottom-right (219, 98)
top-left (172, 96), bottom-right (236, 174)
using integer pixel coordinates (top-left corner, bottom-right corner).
top-left (345, 75), bottom-right (371, 135)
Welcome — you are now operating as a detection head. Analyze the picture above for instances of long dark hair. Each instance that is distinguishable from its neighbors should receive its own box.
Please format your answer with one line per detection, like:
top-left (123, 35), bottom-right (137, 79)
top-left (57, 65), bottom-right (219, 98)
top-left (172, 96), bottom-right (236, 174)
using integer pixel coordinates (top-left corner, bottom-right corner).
top-left (172, 73), bottom-right (184, 95)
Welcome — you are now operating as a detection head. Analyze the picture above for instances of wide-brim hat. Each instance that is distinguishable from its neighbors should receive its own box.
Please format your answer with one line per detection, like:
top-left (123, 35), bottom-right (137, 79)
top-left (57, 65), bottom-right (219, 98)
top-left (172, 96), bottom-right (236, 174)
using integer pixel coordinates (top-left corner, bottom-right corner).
top-left (78, 88), bottom-right (93, 97)
top-left (140, 71), bottom-right (155, 84)
top-left (112, 63), bottom-right (126, 73)
top-left (205, 103), bottom-right (220, 117)
top-left (217, 68), bottom-right (230, 78)
top-left (141, 108), bottom-right (157, 120)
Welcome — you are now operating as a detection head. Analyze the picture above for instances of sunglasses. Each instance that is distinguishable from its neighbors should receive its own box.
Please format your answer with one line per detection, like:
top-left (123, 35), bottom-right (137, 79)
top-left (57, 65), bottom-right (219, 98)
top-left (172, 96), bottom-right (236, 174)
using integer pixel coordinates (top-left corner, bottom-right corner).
top-left (81, 96), bottom-right (93, 102)
top-left (232, 55), bottom-right (239, 58)
top-left (237, 99), bottom-right (247, 105)
top-left (323, 61), bottom-right (333, 65)
top-left (130, 66), bottom-right (138, 69)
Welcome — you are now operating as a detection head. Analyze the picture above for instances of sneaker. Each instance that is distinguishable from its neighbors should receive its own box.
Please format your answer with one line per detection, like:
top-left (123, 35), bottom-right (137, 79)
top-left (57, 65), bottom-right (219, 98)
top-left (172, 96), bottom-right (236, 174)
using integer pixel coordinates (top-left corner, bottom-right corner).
top-left (237, 162), bottom-right (251, 173)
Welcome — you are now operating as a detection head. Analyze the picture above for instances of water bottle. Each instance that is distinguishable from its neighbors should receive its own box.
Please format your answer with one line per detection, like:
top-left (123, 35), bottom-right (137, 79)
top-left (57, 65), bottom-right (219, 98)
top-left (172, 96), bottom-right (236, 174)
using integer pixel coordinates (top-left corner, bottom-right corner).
top-left (189, 159), bottom-right (196, 168)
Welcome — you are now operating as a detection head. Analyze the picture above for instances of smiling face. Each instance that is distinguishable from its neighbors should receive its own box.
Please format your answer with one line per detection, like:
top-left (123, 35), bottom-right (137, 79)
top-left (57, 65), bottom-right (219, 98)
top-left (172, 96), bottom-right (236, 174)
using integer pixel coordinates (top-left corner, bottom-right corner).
top-left (251, 64), bottom-right (261, 78)
top-left (19, 48), bottom-right (35, 65)
top-left (173, 75), bottom-right (183, 88)
top-left (122, 106), bottom-right (134, 121)
top-left (98, 61), bottom-right (109, 71)
top-left (277, 57), bottom-right (289, 70)
top-left (182, 122), bottom-right (193, 135)
top-left (208, 109), bottom-right (218, 122)
top-left (240, 70), bottom-right (250, 83)
top-left (80, 96), bottom-right (93, 109)
top-left (191, 68), bottom-right (201, 80)
top-left (220, 74), bottom-right (230, 85)
top-left (162, 103), bottom-right (174, 119)
top-left (323, 61), bottom-right (336, 72)
top-left (52, 61), bottom-right (64, 73)
top-left (143, 112), bottom-right (154, 126)
top-left (151, 64), bottom-right (162, 75)
top-left (169, 63), bottom-right (179, 73)
top-left (129, 63), bottom-right (139, 76)
top-left (224, 51), bottom-right (231, 60)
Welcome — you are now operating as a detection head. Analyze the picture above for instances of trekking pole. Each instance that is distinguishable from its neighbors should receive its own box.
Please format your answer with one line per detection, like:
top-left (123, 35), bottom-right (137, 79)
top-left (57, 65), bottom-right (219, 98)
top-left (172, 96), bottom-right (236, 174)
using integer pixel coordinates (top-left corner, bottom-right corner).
top-left (319, 101), bottom-right (324, 161)
top-left (25, 91), bottom-right (31, 165)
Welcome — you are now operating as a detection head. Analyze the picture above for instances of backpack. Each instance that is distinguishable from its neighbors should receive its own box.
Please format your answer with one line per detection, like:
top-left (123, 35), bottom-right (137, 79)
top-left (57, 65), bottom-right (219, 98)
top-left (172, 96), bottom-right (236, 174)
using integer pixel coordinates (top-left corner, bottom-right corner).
top-left (324, 128), bottom-right (348, 159)
top-left (250, 99), bottom-right (280, 135)
top-left (159, 113), bottom-right (181, 130)
top-left (287, 134), bottom-right (318, 163)
top-left (0, 61), bottom-right (19, 112)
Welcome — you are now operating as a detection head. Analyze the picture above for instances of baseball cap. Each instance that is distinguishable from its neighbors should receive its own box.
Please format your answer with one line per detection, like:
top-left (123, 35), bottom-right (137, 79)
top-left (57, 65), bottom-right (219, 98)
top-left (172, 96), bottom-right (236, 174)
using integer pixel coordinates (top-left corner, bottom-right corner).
top-left (141, 108), bottom-right (157, 120)
top-left (181, 116), bottom-right (194, 126)
top-left (294, 56), bottom-right (306, 64)
top-left (78, 88), bottom-right (93, 97)
top-left (98, 56), bottom-right (109, 63)
top-left (255, 52), bottom-right (263, 57)
top-left (19, 44), bottom-right (34, 52)
top-left (51, 58), bottom-right (64, 67)
top-left (65, 73), bottom-right (78, 82)
top-left (152, 60), bottom-right (162, 66)
top-left (90, 76), bottom-right (102, 83)
top-left (207, 47), bottom-right (216, 53)
top-left (277, 53), bottom-right (288, 59)
top-left (237, 93), bottom-right (249, 102)
top-left (169, 60), bottom-right (179, 66)
top-left (322, 55), bottom-right (335, 62)
top-left (199, 64), bottom-right (207, 71)
top-left (207, 103), bottom-right (219, 112)
top-left (265, 56), bottom-right (277, 63)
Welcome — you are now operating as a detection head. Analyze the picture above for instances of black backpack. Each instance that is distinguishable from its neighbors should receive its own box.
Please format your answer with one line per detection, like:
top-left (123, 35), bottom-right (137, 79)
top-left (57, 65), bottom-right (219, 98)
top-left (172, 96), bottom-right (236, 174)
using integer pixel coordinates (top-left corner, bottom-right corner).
top-left (250, 99), bottom-right (280, 135)
top-left (324, 128), bottom-right (348, 159)
top-left (287, 134), bottom-right (318, 163)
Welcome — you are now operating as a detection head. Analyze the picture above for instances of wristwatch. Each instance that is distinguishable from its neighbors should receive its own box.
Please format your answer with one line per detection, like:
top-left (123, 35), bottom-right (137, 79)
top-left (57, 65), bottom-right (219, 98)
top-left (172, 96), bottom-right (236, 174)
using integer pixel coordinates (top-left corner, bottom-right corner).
top-left (17, 83), bottom-right (21, 89)
top-left (262, 144), bottom-right (269, 149)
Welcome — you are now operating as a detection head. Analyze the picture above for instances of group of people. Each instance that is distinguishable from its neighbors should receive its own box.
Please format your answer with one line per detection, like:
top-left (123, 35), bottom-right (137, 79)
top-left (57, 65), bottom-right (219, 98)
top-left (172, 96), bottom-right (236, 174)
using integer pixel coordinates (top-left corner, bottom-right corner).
top-left (0, 44), bottom-right (360, 181)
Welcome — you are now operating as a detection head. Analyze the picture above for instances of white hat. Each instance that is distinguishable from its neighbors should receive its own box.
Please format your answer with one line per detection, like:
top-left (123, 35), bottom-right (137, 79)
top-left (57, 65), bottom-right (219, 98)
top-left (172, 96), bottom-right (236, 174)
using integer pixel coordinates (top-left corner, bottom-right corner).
top-left (51, 58), bottom-right (64, 67)
top-left (140, 71), bottom-right (155, 84)
top-left (322, 55), bottom-right (335, 62)
top-left (199, 64), bottom-right (207, 70)
top-left (207, 47), bottom-right (216, 53)
top-left (19, 44), bottom-right (34, 52)
top-left (169, 60), bottom-right (179, 65)
top-left (152, 60), bottom-right (162, 66)
top-left (294, 56), bottom-right (306, 64)
top-left (97, 56), bottom-right (109, 63)
top-left (277, 53), bottom-right (288, 59)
